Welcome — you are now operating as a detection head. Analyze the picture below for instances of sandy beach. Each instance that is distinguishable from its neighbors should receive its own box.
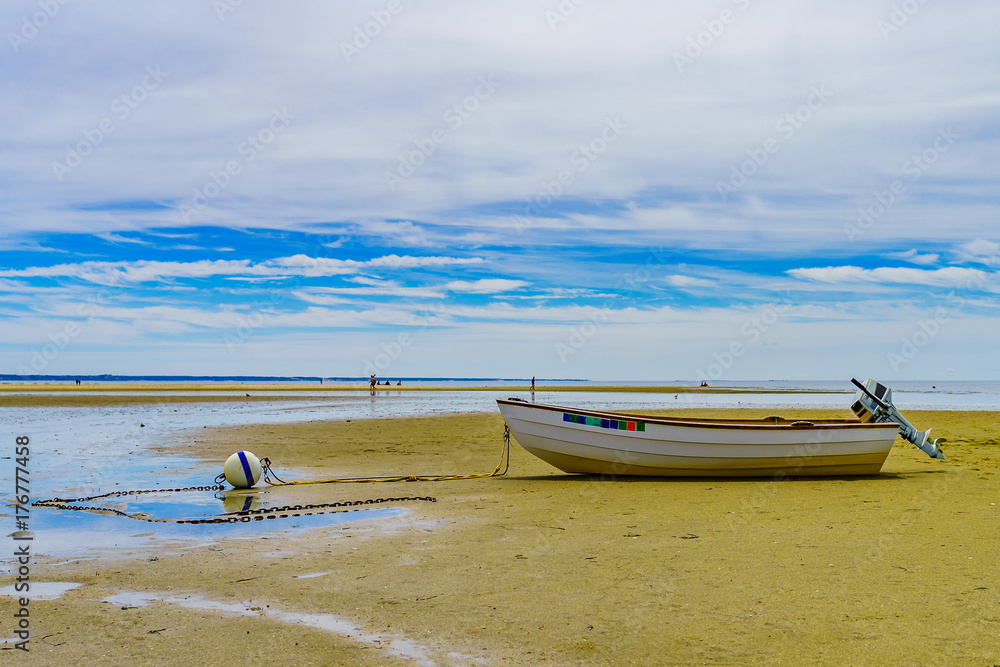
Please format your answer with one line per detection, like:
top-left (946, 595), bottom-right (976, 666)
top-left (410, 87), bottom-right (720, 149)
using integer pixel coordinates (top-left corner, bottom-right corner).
top-left (4, 399), bottom-right (998, 665)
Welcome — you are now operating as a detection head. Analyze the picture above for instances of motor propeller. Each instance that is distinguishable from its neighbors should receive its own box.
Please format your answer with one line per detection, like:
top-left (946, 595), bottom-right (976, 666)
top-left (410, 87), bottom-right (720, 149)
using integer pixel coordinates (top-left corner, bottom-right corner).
top-left (850, 378), bottom-right (946, 459)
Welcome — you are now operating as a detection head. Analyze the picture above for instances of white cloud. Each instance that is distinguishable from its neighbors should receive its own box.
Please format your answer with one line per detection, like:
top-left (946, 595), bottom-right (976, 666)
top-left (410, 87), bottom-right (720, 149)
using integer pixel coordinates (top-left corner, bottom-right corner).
top-left (295, 278), bottom-right (528, 302)
top-left (365, 255), bottom-right (486, 269)
top-left (0, 255), bottom-right (486, 285)
top-left (958, 239), bottom-right (1000, 263)
top-left (885, 249), bottom-right (939, 266)
top-left (354, 221), bottom-right (434, 247)
top-left (502, 288), bottom-right (615, 300)
top-left (95, 232), bottom-right (153, 246)
top-left (665, 275), bottom-right (715, 288)
top-left (0, 278), bottom-right (63, 294)
top-left (788, 266), bottom-right (989, 287)
top-left (444, 279), bottom-right (528, 294)
top-left (0, 239), bottom-right (68, 253)
top-left (298, 284), bottom-right (446, 300)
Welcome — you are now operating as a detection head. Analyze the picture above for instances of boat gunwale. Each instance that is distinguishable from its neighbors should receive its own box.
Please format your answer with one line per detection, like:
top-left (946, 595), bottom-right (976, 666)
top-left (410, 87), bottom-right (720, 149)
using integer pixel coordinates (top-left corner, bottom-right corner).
top-left (496, 399), bottom-right (901, 431)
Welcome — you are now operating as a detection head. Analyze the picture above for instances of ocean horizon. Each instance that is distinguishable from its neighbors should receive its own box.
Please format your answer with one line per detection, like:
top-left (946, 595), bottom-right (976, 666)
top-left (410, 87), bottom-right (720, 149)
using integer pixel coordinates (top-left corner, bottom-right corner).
top-left (3, 375), bottom-right (999, 394)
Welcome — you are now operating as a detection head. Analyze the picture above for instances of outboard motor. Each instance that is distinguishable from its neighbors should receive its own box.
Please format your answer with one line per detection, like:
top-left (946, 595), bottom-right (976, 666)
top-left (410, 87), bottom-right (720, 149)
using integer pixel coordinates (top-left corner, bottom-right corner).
top-left (850, 378), bottom-right (946, 459)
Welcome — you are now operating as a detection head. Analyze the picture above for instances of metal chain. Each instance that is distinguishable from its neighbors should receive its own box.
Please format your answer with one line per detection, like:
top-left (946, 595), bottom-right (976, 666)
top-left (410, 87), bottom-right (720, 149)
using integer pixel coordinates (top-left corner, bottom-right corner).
top-left (28, 432), bottom-right (503, 524)
top-left (33, 490), bottom-right (436, 524)
top-left (191, 496), bottom-right (437, 524)
top-left (36, 484), bottom-right (225, 505)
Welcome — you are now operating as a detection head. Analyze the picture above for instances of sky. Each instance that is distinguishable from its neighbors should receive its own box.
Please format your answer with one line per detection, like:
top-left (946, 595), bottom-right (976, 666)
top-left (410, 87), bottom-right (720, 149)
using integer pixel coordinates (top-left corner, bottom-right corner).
top-left (1, 1), bottom-right (998, 381)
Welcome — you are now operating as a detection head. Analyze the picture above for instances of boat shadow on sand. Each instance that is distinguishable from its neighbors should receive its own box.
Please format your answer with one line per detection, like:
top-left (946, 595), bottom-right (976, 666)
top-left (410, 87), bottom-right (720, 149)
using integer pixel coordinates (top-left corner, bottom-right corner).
top-left (502, 469), bottom-right (948, 483)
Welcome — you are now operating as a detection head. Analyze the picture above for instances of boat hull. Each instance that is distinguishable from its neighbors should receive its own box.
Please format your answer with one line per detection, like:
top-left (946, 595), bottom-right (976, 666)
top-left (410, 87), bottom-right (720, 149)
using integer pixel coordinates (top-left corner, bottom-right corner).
top-left (497, 399), bottom-right (900, 477)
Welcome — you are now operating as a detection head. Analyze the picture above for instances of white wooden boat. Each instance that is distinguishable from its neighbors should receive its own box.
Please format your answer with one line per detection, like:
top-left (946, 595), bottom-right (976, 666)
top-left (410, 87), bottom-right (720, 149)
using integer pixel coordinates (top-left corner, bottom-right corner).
top-left (496, 398), bottom-right (902, 477)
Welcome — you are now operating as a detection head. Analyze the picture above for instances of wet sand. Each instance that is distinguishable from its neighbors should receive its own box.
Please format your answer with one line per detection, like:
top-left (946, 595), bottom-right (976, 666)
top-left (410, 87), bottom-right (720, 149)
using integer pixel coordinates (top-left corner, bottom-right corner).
top-left (5, 407), bottom-right (998, 665)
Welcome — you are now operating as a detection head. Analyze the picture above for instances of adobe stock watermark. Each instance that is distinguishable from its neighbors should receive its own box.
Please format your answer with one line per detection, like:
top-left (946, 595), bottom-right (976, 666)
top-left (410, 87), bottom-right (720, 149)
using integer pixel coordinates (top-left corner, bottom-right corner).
top-left (695, 297), bottom-right (792, 383)
top-left (211, 0), bottom-right (245, 21)
top-left (339, 0), bottom-right (410, 63)
top-left (7, 0), bottom-right (71, 53)
top-left (673, 0), bottom-right (752, 73)
top-left (724, 426), bottom-right (839, 530)
top-left (545, 0), bottom-right (587, 31)
top-left (877, 0), bottom-right (932, 41)
top-left (16, 284), bottom-right (120, 375)
top-left (222, 281), bottom-right (300, 352)
top-left (51, 66), bottom-right (169, 182)
top-left (844, 126), bottom-right (958, 242)
top-left (885, 262), bottom-right (990, 372)
top-left (857, 471), bottom-right (955, 580)
top-left (554, 307), bottom-right (610, 363)
top-left (384, 75), bottom-right (500, 192)
top-left (177, 107), bottom-right (294, 222)
top-left (363, 331), bottom-right (415, 377)
top-left (362, 299), bottom-right (455, 376)
top-left (886, 307), bottom-right (950, 372)
top-left (221, 234), bottom-right (344, 352)
top-left (11, 435), bottom-right (32, 652)
top-left (555, 247), bottom-right (669, 362)
top-left (511, 116), bottom-right (627, 233)
top-left (716, 84), bottom-right (832, 201)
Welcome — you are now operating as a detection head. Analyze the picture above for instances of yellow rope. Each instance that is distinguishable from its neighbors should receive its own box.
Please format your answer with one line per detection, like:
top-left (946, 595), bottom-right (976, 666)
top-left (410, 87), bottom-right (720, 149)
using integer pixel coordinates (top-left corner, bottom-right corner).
top-left (262, 425), bottom-right (511, 486)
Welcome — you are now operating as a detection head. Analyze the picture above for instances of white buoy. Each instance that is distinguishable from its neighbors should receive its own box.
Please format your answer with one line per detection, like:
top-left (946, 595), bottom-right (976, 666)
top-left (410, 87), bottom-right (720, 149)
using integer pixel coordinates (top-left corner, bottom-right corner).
top-left (223, 451), bottom-right (262, 488)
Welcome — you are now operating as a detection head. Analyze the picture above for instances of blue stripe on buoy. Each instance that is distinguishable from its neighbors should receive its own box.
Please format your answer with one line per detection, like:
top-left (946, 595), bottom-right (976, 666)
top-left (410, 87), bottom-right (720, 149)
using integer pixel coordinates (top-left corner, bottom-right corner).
top-left (237, 451), bottom-right (254, 486)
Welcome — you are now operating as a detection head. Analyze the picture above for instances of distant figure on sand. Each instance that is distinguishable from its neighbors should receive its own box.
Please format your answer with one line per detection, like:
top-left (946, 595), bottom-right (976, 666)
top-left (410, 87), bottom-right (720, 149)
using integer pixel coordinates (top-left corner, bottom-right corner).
top-left (397, 380), bottom-right (402, 386)
top-left (370, 374), bottom-right (377, 394)
top-left (531, 376), bottom-right (535, 391)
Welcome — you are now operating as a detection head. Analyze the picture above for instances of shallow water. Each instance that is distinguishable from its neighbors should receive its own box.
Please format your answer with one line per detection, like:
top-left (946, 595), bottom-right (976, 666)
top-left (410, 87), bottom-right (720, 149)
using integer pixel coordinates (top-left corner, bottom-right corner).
top-left (0, 400), bottom-right (413, 561)
top-left (2, 384), bottom-right (997, 562)
top-left (99, 590), bottom-right (439, 666)
top-left (0, 581), bottom-right (81, 600)
top-left (21, 502), bottom-right (401, 560)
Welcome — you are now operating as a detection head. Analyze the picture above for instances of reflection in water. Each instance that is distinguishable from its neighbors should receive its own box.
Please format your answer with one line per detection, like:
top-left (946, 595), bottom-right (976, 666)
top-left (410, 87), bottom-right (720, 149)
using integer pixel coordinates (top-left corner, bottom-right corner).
top-left (0, 581), bottom-right (82, 600)
top-left (220, 490), bottom-right (262, 514)
top-left (27, 493), bottom-right (400, 559)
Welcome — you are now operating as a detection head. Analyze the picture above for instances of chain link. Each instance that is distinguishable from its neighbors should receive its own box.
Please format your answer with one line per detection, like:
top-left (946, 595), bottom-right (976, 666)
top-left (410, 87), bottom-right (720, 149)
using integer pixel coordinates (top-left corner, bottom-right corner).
top-left (33, 489), bottom-right (436, 525)
top-left (36, 484), bottom-right (225, 505)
